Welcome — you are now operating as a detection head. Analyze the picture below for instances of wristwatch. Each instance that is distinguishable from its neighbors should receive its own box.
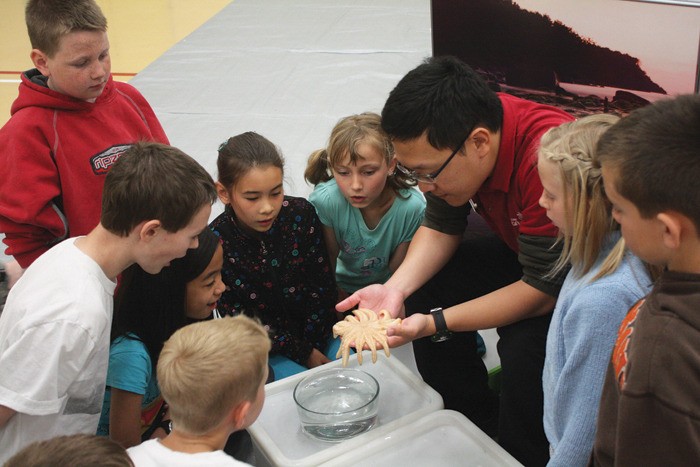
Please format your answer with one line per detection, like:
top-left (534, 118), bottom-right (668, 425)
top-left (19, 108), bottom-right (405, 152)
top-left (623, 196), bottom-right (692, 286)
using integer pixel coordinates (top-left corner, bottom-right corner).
top-left (430, 307), bottom-right (453, 343)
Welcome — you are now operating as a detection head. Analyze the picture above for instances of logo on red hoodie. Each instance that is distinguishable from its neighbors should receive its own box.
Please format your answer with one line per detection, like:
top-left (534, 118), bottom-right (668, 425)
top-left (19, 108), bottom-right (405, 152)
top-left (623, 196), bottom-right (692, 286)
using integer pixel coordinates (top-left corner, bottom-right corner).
top-left (90, 144), bottom-right (131, 175)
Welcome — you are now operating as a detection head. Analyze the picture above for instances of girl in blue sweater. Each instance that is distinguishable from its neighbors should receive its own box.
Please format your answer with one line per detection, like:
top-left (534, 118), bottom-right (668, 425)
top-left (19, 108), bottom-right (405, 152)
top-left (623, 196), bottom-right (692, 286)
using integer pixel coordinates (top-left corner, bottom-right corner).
top-left (537, 114), bottom-right (654, 466)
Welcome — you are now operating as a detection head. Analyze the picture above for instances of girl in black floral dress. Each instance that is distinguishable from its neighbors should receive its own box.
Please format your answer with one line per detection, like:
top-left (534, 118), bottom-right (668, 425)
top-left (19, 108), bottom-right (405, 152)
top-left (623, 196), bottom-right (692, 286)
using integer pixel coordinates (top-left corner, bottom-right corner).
top-left (210, 132), bottom-right (339, 380)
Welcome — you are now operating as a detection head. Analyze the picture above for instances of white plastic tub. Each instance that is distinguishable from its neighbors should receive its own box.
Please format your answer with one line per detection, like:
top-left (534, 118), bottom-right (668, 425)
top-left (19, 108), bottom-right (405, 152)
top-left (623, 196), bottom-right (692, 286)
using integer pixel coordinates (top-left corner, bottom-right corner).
top-left (319, 410), bottom-right (523, 467)
top-left (248, 350), bottom-right (443, 467)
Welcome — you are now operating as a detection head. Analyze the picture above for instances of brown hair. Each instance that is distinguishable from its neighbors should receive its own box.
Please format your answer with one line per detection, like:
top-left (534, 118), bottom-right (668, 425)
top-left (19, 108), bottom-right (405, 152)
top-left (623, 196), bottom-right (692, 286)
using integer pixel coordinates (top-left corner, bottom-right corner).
top-left (25, 0), bottom-right (107, 57)
top-left (596, 94), bottom-right (700, 232)
top-left (217, 132), bottom-right (284, 189)
top-left (100, 141), bottom-right (217, 236)
top-left (157, 316), bottom-right (271, 435)
top-left (304, 112), bottom-right (414, 194)
top-left (5, 434), bottom-right (132, 467)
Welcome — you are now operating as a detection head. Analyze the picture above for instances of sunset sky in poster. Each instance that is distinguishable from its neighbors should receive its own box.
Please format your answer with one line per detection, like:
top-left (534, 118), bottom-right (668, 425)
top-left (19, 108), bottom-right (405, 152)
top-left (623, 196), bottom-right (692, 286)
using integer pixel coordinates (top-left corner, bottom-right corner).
top-left (513, 0), bottom-right (699, 95)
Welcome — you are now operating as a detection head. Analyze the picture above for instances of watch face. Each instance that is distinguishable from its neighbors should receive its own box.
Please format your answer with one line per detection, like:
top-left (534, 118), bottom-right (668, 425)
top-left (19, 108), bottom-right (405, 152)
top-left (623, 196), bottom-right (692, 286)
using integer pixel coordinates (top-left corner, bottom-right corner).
top-left (431, 332), bottom-right (452, 343)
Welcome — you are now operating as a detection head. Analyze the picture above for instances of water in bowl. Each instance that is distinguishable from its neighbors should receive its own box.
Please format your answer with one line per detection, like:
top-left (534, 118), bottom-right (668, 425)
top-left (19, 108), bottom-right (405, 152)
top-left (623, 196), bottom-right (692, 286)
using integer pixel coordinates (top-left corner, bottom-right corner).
top-left (294, 369), bottom-right (380, 442)
top-left (300, 388), bottom-right (378, 441)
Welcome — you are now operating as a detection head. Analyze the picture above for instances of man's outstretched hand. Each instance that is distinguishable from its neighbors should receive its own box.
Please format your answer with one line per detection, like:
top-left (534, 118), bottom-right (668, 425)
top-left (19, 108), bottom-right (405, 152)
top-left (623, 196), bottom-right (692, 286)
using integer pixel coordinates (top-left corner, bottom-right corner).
top-left (335, 284), bottom-right (406, 319)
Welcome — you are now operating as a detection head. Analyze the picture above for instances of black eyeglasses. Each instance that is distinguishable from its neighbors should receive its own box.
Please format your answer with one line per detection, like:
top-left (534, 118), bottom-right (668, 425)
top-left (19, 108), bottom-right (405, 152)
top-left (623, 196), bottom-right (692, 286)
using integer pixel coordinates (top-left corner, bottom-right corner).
top-left (395, 135), bottom-right (469, 184)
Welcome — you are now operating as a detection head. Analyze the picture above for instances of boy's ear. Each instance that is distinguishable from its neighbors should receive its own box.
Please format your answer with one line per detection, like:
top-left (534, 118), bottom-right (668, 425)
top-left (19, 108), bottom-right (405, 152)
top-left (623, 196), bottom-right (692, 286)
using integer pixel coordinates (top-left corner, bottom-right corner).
top-left (657, 212), bottom-right (682, 250)
top-left (30, 49), bottom-right (50, 76)
top-left (138, 220), bottom-right (163, 242)
top-left (216, 182), bottom-right (230, 205)
top-left (229, 400), bottom-right (252, 430)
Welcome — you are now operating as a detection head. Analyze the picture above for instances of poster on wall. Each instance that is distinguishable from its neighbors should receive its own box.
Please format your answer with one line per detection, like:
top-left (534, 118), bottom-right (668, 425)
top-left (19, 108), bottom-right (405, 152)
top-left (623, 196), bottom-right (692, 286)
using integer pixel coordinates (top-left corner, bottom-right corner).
top-left (431, 0), bottom-right (700, 116)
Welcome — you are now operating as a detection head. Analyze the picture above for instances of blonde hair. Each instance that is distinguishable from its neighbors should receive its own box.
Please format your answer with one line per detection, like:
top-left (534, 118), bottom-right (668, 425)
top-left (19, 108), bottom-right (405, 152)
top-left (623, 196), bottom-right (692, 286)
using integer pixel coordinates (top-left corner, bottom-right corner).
top-left (157, 315), bottom-right (271, 435)
top-left (26, 0), bottom-right (107, 58)
top-left (5, 434), bottom-right (132, 467)
top-left (304, 112), bottom-right (414, 194)
top-left (538, 114), bottom-right (622, 281)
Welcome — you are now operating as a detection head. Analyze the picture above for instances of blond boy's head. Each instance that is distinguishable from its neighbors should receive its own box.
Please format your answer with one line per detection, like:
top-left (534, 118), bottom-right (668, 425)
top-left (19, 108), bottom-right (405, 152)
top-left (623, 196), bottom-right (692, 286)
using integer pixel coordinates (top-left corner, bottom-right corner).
top-left (26, 0), bottom-right (107, 58)
top-left (157, 316), bottom-right (271, 435)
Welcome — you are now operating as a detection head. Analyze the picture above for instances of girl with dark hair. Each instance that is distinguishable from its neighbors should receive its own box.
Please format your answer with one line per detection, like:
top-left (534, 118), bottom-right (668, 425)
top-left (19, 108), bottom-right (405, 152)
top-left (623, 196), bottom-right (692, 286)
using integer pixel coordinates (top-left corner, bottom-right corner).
top-left (97, 229), bottom-right (224, 447)
top-left (210, 131), bottom-right (339, 381)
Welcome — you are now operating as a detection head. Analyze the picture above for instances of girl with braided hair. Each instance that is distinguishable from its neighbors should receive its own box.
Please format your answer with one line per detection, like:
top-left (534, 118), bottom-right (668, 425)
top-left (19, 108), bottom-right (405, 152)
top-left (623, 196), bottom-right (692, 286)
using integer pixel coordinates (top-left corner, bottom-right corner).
top-left (537, 114), bottom-right (654, 466)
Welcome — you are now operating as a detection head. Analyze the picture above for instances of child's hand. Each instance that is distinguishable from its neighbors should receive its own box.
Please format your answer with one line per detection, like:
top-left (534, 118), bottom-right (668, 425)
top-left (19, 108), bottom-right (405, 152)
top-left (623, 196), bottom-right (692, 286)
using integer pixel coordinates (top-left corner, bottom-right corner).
top-left (306, 348), bottom-right (331, 368)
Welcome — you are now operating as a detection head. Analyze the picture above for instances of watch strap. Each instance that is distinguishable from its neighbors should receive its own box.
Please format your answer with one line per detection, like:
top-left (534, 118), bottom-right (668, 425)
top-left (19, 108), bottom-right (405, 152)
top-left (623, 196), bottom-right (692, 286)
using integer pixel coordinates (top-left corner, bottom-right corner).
top-left (431, 307), bottom-right (448, 332)
top-left (430, 307), bottom-right (452, 342)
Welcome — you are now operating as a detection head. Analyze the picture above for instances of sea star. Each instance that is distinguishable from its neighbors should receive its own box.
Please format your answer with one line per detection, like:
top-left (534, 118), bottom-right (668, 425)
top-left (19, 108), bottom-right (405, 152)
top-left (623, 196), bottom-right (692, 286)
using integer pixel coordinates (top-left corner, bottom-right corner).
top-left (332, 308), bottom-right (401, 366)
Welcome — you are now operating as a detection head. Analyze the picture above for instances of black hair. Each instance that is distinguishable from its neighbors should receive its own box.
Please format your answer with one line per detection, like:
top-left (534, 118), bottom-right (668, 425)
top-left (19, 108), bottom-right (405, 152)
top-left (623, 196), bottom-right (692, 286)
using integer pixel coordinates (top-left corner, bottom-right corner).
top-left (111, 228), bottom-right (220, 367)
top-left (381, 55), bottom-right (503, 150)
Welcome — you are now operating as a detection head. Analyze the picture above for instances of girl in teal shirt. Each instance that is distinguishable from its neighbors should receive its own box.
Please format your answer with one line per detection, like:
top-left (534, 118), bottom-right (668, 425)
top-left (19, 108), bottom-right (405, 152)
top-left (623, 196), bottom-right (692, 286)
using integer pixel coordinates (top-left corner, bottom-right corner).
top-left (305, 113), bottom-right (425, 299)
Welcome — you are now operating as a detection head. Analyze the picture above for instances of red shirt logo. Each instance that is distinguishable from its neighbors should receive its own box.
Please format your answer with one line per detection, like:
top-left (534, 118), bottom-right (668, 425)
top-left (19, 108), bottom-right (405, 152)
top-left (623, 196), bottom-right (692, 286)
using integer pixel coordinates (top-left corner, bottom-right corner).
top-left (90, 144), bottom-right (131, 175)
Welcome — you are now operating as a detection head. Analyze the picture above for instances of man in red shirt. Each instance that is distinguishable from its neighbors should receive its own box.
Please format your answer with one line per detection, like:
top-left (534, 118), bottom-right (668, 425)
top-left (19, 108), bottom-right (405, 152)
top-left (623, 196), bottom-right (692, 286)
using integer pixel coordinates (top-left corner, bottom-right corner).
top-left (338, 56), bottom-right (573, 466)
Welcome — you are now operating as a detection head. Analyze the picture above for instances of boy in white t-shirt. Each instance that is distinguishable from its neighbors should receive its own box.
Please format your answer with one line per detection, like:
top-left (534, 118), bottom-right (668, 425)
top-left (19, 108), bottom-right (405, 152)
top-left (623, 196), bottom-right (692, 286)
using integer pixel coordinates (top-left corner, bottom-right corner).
top-left (128, 316), bottom-right (270, 466)
top-left (0, 141), bottom-right (217, 463)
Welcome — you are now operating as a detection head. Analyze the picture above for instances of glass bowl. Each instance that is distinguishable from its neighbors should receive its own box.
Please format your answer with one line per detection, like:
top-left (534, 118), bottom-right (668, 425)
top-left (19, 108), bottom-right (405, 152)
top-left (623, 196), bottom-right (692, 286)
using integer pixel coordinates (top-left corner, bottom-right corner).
top-left (293, 368), bottom-right (380, 442)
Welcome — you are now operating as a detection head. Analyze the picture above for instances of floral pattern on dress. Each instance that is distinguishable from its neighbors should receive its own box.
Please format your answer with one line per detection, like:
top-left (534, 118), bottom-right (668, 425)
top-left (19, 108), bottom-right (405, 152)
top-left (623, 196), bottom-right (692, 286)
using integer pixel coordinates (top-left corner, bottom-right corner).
top-left (210, 196), bottom-right (337, 364)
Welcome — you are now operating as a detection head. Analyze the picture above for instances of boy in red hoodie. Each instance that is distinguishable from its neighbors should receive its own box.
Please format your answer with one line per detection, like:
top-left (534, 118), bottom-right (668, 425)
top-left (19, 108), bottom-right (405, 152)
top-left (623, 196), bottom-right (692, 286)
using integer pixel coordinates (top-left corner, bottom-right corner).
top-left (0, 0), bottom-right (168, 273)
